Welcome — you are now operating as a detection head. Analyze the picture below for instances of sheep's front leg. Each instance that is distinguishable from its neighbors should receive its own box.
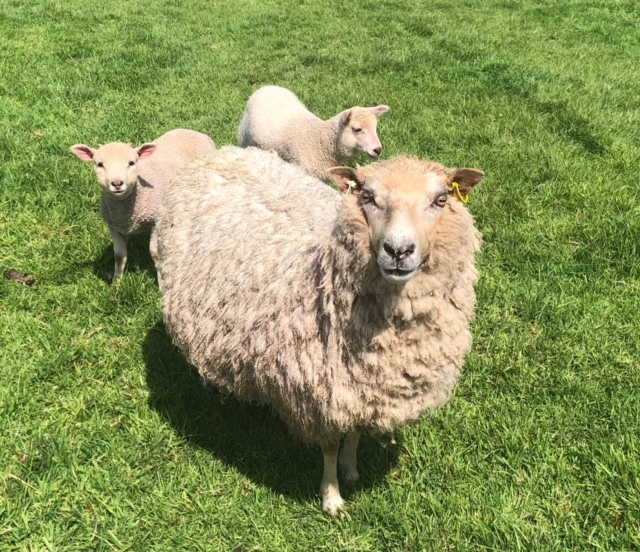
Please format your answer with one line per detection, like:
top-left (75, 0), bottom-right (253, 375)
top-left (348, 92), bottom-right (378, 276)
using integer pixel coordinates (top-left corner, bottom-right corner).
top-left (320, 440), bottom-right (344, 516)
top-left (109, 227), bottom-right (128, 283)
top-left (339, 431), bottom-right (361, 484)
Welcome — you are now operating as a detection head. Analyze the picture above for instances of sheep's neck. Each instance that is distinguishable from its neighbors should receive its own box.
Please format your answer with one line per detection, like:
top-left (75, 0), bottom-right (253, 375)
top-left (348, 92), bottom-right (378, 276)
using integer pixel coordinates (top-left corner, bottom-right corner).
top-left (320, 115), bottom-right (350, 165)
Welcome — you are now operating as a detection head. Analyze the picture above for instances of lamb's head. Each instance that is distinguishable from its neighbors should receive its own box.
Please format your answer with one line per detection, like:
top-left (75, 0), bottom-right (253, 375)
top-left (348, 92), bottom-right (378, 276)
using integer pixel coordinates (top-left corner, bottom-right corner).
top-left (338, 105), bottom-right (390, 159)
top-left (329, 157), bottom-right (484, 284)
top-left (71, 142), bottom-right (156, 199)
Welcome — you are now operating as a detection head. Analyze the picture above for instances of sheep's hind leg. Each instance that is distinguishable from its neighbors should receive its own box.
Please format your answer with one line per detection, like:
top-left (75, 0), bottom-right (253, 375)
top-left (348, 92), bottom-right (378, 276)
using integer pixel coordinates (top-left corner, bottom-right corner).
top-left (109, 227), bottom-right (128, 283)
top-left (320, 439), bottom-right (344, 516)
top-left (339, 431), bottom-right (361, 484)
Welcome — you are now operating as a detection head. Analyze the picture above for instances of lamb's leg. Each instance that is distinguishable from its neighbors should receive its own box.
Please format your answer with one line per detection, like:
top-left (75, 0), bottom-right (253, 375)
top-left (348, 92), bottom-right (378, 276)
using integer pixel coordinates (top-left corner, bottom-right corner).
top-left (339, 431), bottom-right (361, 484)
top-left (320, 440), bottom-right (344, 516)
top-left (149, 227), bottom-right (159, 266)
top-left (109, 227), bottom-right (128, 283)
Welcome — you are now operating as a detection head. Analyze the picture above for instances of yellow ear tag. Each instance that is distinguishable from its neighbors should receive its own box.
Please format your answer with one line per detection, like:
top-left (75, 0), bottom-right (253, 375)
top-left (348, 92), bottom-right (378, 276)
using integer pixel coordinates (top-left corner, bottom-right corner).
top-left (452, 182), bottom-right (469, 204)
top-left (346, 179), bottom-right (357, 194)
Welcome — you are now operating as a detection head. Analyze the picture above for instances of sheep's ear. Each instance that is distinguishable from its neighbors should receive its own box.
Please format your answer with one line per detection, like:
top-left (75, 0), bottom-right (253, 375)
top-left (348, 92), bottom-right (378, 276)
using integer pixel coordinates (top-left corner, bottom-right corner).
top-left (370, 105), bottom-right (390, 117)
top-left (448, 168), bottom-right (485, 195)
top-left (136, 143), bottom-right (156, 160)
top-left (70, 144), bottom-right (96, 161)
top-left (340, 110), bottom-right (353, 126)
top-left (327, 166), bottom-right (367, 193)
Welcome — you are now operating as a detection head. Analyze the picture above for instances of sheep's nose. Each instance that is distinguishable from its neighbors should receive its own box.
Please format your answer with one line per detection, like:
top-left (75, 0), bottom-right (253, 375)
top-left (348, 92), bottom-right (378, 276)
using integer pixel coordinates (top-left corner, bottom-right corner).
top-left (383, 241), bottom-right (415, 260)
top-left (372, 146), bottom-right (382, 156)
top-left (112, 180), bottom-right (124, 188)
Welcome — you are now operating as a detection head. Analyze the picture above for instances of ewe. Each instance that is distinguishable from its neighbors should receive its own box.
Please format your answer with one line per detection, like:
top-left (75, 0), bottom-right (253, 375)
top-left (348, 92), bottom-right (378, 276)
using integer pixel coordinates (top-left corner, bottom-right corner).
top-left (156, 146), bottom-right (484, 515)
top-left (71, 129), bottom-right (215, 282)
top-left (238, 85), bottom-right (389, 180)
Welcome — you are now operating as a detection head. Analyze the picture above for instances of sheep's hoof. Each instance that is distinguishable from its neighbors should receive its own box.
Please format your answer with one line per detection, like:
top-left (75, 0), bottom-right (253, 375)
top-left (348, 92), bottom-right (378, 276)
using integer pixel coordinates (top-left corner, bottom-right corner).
top-left (322, 494), bottom-right (345, 517)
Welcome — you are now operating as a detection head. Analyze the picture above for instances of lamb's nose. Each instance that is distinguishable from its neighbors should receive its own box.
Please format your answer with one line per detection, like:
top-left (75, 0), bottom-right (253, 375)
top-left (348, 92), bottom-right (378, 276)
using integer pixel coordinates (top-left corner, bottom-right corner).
top-left (112, 180), bottom-right (124, 188)
top-left (372, 147), bottom-right (382, 156)
top-left (383, 241), bottom-right (415, 260)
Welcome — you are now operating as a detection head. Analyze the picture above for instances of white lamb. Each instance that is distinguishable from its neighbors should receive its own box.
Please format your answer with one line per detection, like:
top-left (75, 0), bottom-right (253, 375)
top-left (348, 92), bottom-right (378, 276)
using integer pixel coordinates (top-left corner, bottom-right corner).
top-left (71, 129), bottom-right (216, 282)
top-left (156, 146), bottom-right (484, 515)
top-left (237, 85), bottom-right (389, 180)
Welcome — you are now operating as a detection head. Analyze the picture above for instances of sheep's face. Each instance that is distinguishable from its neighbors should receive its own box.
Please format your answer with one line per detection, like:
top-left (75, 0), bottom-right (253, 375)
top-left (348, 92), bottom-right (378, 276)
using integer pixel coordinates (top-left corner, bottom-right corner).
top-left (339, 106), bottom-right (389, 159)
top-left (71, 142), bottom-right (156, 200)
top-left (328, 159), bottom-right (484, 285)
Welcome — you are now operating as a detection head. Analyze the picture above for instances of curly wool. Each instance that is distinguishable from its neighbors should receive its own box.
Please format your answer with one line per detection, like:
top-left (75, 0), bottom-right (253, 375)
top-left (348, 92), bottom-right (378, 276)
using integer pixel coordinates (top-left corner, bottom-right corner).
top-left (157, 146), bottom-right (481, 445)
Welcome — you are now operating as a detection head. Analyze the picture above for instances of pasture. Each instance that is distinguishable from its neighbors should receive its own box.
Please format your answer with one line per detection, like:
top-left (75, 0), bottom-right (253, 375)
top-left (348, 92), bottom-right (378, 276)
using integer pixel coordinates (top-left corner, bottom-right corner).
top-left (1, 0), bottom-right (639, 549)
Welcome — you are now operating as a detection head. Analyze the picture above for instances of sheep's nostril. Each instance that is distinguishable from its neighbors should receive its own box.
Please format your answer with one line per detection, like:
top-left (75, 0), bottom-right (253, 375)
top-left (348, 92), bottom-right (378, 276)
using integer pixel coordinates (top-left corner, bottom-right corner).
top-left (373, 147), bottom-right (381, 156)
top-left (112, 180), bottom-right (124, 188)
top-left (383, 242), bottom-right (396, 257)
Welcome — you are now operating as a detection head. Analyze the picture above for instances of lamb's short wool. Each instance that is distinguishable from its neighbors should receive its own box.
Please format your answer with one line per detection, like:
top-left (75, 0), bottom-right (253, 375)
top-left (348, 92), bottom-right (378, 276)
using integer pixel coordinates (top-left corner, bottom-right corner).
top-left (71, 129), bottom-right (215, 281)
top-left (237, 85), bottom-right (389, 179)
top-left (156, 146), bottom-right (484, 515)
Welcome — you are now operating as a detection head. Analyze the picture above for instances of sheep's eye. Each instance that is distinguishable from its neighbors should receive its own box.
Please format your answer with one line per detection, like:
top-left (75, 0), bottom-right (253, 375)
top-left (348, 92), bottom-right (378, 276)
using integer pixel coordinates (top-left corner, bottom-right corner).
top-left (435, 194), bottom-right (448, 207)
top-left (128, 161), bottom-right (135, 167)
top-left (96, 162), bottom-right (104, 168)
top-left (360, 190), bottom-right (376, 206)
top-left (352, 127), bottom-right (363, 133)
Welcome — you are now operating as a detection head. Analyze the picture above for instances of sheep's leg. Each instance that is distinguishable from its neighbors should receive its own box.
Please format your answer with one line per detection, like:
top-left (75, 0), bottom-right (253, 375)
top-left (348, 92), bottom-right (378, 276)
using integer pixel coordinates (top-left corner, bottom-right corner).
top-left (109, 227), bottom-right (128, 283)
top-left (339, 431), bottom-right (361, 484)
top-left (320, 440), bottom-right (344, 516)
top-left (149, 227), bottom-right (159, 266)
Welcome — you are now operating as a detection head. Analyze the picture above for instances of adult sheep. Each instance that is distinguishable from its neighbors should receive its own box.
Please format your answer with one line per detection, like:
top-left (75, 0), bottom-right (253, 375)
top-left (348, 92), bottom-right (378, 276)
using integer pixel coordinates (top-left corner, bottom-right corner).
top-left (156, 146), bottom-right (484, 515)
top-left (237, 85), bottom-right (389, 180)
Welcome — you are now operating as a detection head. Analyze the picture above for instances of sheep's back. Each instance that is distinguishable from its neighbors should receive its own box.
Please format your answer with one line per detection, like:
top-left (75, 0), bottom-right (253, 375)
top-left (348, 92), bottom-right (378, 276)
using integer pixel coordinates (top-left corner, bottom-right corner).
top-left (157, 147), bottom-right (339, 417)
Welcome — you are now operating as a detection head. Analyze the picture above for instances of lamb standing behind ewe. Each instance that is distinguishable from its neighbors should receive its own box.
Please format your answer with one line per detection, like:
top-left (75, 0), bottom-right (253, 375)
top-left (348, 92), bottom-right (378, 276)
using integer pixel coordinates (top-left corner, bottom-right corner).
top-left (156, 146), bottom-right (484, 515)
top-left (71, 129), bottom-right (216, 282)
top-left (237, 85), bottom-right (389, 180)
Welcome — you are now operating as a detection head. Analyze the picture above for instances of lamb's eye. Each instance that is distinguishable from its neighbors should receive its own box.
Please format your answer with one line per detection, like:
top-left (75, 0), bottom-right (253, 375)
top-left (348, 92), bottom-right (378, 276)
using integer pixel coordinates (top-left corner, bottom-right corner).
top-left (96, 162), bottom-right (104, 168)
top-left (435, 194), bottom-right (448, 207)
top-left (128, 161), bottom-right (135, 167)
top-left (352, 127), bottom-right (362, 133)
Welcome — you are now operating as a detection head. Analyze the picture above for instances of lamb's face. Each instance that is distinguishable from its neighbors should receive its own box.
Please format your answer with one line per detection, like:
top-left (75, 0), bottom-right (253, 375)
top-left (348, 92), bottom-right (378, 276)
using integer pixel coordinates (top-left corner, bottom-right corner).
top-left (328, 159), bottom-right (484, 285)
top-left (340, 106), bottom-right (390, 159)
top-left (70, 142), bottom-right (157, 200)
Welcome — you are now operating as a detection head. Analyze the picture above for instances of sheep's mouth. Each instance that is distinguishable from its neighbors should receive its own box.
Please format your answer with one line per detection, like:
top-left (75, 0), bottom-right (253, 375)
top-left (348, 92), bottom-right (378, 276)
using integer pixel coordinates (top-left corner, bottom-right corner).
top-left (110, 188), bottom-right (126, 195)
top-left (380, 267), bottom-right (417, 284)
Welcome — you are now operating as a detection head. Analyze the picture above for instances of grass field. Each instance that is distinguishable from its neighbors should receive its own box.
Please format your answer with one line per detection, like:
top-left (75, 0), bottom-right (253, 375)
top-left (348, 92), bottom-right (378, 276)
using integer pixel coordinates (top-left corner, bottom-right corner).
top-left (1, 0), bottom-right (639, 549)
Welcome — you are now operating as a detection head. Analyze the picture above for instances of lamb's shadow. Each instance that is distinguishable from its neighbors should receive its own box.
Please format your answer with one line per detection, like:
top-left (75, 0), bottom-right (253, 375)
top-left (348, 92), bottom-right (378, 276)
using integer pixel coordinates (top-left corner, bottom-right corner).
top-left (92, 234), bottom-right (157, 283)
top-left (143, 321), bottom-right (400, 504)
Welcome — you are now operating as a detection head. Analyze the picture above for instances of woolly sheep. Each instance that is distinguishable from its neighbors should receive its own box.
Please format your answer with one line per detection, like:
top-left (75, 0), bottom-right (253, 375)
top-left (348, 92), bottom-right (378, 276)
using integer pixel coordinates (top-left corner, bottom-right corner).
top-left (237, 85), bottom-right (389, 180)
top-left (156, 146), bottom-right (484, 515)
top-left (71, 129), bottom-right (216, 282)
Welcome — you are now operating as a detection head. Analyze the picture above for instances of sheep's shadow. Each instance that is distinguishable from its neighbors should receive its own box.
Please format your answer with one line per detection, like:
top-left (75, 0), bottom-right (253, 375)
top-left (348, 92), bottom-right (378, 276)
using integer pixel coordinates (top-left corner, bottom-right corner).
top-left (92, 234), bottom-right (157, 283)
top-left (143, 321), bottom-right (400, 504)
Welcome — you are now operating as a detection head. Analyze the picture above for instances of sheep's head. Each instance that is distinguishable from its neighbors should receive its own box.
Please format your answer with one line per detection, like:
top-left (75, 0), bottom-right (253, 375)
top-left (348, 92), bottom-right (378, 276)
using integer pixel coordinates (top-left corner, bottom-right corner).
top-left (338, 105), bottom-right (389, 159)
top-left (328, 157), bottom-right (484, 284)
top-left (71, 142), bottom-right (156, 199)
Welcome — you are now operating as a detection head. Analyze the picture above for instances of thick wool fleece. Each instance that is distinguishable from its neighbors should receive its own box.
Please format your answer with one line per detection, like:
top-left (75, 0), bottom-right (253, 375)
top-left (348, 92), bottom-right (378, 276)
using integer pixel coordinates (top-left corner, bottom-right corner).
top-left (157, 146), bottom-right (481, 445)
top-left (101, 129), bottom-right (216, 236)
top-left (237, 86), bottom-right (380, 180)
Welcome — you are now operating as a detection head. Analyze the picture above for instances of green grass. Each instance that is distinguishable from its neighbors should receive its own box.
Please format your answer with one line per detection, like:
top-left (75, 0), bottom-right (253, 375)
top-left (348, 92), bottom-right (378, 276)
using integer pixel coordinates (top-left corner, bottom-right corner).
top-left (1, 0), bottom-right (639, 549)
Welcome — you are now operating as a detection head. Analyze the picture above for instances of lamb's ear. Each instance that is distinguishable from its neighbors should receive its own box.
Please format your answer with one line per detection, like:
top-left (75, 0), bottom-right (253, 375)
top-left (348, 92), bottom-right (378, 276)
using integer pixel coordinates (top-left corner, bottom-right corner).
top-left (448, 168), bottom-right (485, 195)
top-left (370, 105), bottom-right (390, 117)
top-left (340, 110), bottom-right (353, 126)
top-left (136, 143), bottom-right (156, 160)
top-left (70, 144), bottom-right (96, 161)
top-left (327, 167), bottom-right (367, 193)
